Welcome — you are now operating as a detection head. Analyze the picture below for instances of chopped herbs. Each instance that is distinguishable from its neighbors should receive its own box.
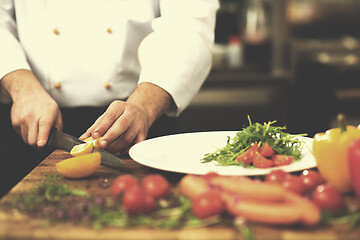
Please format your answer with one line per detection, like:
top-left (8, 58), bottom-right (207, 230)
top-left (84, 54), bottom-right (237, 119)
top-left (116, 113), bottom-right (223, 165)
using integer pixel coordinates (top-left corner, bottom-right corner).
top-left (3, 175), bottom-right (221, 230)
top-left (202, 116), bottom-right (306, 167)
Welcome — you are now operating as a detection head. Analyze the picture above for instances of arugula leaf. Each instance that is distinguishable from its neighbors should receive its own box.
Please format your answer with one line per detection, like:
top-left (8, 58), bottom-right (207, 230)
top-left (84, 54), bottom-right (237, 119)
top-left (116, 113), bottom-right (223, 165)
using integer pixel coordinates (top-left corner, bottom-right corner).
top-left (202, 116), bottom-right (306, 167)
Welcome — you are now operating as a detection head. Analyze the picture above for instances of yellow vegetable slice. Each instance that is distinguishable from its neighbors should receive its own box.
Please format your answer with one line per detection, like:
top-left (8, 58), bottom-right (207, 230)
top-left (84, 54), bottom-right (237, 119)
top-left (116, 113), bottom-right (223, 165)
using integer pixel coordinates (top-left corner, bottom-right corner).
top-left (70, 142), bottom-right (94, 156)
top-left (56, 152), bottom-right (101, 179)
top-left (84, 136), bottom-right (102, 147)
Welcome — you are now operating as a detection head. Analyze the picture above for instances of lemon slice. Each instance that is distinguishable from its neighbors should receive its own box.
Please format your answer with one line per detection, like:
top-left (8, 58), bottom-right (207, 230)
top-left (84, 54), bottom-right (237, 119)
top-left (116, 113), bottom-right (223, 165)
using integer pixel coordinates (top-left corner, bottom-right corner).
top-left (84, 136), bottom-right (94, 143)
top-left (84, 136), bottom-right (102, 147)
top-left (83, 136), bottom-right (102, 151)
top-left (70, 142), bottom-right (94, 157)
top-left (56, 152), bottom-right (101, 179)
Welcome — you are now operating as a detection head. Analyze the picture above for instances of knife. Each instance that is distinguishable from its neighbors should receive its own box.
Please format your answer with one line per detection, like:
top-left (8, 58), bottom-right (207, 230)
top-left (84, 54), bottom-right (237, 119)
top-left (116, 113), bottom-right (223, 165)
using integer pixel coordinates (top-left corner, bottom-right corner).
top-left (47, 128), bottom-right (124, 168)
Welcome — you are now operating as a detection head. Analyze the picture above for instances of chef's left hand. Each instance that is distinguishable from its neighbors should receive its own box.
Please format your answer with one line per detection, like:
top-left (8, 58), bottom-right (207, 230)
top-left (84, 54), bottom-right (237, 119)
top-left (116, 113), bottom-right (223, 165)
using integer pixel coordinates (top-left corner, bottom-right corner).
top-left (81, 100), bottom-right (149, 153)
top-left (80, 82), bottom-right (171, 154)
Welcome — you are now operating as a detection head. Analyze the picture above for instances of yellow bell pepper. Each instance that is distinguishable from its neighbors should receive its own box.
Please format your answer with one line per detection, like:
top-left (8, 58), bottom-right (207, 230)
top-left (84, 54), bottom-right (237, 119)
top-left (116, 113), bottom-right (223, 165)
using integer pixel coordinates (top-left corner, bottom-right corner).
top-left (313, 123), bottom-right (360, 194)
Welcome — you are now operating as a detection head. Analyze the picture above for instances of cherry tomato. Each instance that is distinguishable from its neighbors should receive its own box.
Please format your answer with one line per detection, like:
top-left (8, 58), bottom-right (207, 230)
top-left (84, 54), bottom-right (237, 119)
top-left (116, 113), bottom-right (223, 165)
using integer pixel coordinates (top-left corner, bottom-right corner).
top-left (236, 143), bottom-right (259, 165)
top-left (265, 169), bottom-right (289, 183)
top-left (191, 190), bottom-right (224, 219)
top-left (253, 151), bottom-right (273, 168)
top-left (272, 155), bottom-right (293, 167)
top-left (259, 142), bottom-right (274, 157)
top-left (111, 174), bottom-right (139, 198)
top-left (122, 186), bottom-right (155, 214)
top-left (300, 170), bottom-right (325, 194)
top-left (141, 174), bottom-right (170, 199)
top-left (311, 184), bottom-right (345, 212)
top-left (281, 175), bottom-right (307, 195)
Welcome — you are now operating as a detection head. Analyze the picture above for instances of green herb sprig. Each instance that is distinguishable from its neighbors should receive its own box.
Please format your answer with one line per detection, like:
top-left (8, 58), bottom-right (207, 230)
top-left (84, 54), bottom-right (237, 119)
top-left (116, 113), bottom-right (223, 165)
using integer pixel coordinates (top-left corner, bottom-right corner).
top-left (3, 175), bottom-right (221, 230)
top-left (202, 116), bottom-right (306, 167)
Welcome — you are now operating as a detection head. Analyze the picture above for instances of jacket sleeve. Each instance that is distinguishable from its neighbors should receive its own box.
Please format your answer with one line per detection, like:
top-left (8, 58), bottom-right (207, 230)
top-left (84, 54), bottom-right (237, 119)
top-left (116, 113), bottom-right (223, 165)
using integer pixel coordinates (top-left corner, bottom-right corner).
top-left (0, 0), bottom-right (31, 81)
top-left (137, 0), bottom-right (219, 116)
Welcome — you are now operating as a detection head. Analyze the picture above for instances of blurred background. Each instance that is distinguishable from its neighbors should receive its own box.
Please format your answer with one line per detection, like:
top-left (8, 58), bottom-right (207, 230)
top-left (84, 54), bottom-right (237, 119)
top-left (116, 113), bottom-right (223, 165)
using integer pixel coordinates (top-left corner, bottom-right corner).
top-left (177, 0), bottom-right (360, 137)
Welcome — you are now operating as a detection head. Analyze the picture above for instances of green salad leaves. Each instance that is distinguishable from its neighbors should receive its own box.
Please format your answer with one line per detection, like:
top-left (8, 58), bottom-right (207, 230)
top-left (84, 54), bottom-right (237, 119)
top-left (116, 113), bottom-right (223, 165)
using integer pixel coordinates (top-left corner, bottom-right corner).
top-left (202, 117), bottom-right (306, 167)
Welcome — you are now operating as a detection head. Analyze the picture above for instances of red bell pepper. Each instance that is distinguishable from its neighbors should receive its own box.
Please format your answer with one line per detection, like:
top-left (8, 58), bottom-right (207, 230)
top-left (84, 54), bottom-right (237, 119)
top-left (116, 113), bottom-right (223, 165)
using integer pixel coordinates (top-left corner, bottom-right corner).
top-left (348, 139), bottom-right (360, 199)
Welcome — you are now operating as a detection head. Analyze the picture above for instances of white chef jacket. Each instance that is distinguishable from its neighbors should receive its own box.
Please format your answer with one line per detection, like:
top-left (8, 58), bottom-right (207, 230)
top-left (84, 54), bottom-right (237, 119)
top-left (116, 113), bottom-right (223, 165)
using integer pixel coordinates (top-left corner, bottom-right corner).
top-left (0, 0), bottom-right (219, 116)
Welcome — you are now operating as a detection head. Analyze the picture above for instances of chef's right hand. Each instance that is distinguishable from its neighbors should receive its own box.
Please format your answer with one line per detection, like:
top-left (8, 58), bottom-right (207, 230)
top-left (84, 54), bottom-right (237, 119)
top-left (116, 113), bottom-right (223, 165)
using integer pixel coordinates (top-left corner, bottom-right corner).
top-left (1, 70), bottom-right (63, 148)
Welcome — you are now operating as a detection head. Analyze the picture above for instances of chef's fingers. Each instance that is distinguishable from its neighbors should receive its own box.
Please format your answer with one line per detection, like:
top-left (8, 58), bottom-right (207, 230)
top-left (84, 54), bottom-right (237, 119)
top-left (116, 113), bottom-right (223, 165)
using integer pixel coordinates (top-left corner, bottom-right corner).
top-left (19, 122), bottom-right (29, 145)
top-left (54, 110), bottom-right (64, 132)
top-left (133, 127), bottom-right (147, 144)
top-left (37, 111), bottom-right (63, 148)
top-left (27, 121), bottom-right (39, 147)
top-left (91, 101), bottom-right (127, 143)
top-left (10, 111), bottom-right (28, 144)
top-left (105, 119), bottom-right (143, 153)
top-left (79, 113), bottom-right (105, 140)
top-left (118, 128), bottom-right (147, 155)
top-left (99, 108), bottom-right (134, 149)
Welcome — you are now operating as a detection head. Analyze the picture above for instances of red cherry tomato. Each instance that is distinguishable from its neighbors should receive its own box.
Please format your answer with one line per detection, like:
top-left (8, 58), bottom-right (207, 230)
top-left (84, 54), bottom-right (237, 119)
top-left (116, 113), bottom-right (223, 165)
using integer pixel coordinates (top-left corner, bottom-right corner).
top-left (122, 186), bottom-right (155, 214)
top-left (281, 175), bottom-right (307, 195)
top-left (259, 142), bottom-right (275, 157)
top-left (271, 155), bottom-right (294, 167)
top-left (141, 174), bottom-right (170, 199)
top-left (300, 170), bottom-right (325, 194)
top-left (191, 190), bottom-right (224, 219)
top-left (253, 151), bottom-right (273, 168)
top-left (142, 192), bottom-right (157, 213)
top-left (265, 169), bottom-right (289, 183)
top-left (236, 143), bottom-right (259, 165)
top-left (311, 184), bottom-right (345, 212)
top-left (111, 174), bottom-right (139, 198)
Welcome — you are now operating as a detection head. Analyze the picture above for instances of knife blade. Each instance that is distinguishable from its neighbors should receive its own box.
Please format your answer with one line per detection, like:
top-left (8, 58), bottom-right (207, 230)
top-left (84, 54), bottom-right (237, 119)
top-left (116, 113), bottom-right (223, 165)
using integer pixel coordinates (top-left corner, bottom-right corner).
top-left (47, 128), bottom-right (124, 168)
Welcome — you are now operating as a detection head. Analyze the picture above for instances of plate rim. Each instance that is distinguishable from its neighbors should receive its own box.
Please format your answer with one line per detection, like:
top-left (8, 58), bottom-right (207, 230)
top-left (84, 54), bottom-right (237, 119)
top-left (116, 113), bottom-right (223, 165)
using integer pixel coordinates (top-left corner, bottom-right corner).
top-left (129, 131), bottom-right (316, 176)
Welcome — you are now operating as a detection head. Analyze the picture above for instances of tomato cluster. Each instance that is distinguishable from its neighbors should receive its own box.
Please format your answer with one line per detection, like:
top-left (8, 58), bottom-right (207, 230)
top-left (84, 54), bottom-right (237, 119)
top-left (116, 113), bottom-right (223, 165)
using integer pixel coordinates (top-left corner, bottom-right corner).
top-left (236, 142), bottom-right (293, 168)
top-left (111, 174), bottom-right (170, 215)
top-left (266, 169), bottom-right (345, 212)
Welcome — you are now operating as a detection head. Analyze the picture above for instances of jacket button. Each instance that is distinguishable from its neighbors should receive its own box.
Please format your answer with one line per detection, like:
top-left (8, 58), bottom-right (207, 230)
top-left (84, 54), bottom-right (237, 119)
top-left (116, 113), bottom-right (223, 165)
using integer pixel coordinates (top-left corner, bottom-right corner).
top-left (54, 82), bottom-right (61, 89)
top-left (53, 28), bottom-right (60, 35)
top-left (104, 82), bottom-right (111, 89)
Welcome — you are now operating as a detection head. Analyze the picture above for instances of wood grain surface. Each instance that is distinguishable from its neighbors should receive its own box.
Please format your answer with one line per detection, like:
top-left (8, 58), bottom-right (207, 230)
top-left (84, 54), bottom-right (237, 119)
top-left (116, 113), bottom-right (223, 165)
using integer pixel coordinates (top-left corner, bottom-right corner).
top-left (0, 150), bottom-right (359, 240)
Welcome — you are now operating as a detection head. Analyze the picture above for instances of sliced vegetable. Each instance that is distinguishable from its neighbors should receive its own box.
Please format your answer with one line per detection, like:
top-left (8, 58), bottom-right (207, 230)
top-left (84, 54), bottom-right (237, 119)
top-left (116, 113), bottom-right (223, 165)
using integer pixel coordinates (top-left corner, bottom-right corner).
top-left (56, 152), bottom-right (101, 179)
top-left (272, 155), bottom-right (294, 167)
top-left (236, 143), bottom-right (259, 165)
top-left (259, 142), bottom-right (274, 157)
top-left (252, 152), bottom-right (273, 168)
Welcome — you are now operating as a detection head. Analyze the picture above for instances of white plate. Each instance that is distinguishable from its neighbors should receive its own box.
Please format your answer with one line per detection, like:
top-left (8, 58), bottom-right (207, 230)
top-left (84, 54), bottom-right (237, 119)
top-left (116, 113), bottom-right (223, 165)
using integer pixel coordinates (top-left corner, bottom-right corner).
top-left (129, 131), bottom-right (316, 176)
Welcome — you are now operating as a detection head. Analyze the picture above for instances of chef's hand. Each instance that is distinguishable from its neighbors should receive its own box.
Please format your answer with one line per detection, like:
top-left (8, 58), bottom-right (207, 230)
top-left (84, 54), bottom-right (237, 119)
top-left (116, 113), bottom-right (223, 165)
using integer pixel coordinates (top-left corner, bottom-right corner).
top-left (1, 70), bottom-right (63, 148)
top-left (80, 82), bottom-right (171, 154)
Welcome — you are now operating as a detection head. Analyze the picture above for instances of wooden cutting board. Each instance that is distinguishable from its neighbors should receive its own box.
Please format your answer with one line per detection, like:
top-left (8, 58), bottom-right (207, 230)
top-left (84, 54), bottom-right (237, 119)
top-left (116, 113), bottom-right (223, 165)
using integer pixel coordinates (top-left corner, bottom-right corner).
top-left (0, 150), bottom-right (359, 240)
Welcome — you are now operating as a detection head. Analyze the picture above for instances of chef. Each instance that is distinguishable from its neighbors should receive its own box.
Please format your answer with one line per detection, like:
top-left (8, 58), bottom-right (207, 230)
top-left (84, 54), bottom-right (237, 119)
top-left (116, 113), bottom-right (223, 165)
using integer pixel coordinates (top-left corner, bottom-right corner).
top-left (0, 0), bottom-right (219, 196)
